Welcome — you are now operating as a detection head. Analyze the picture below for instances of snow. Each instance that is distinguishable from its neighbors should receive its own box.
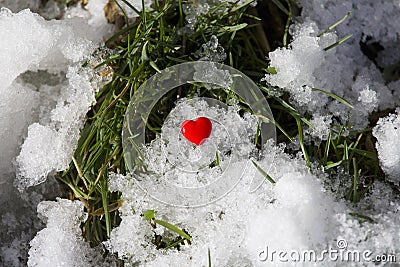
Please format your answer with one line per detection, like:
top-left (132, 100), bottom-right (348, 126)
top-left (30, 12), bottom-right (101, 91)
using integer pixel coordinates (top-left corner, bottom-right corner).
top-left (0, 0), bottom-right (40, 13)
top-left (264, 21), bottom-right (334, 107)
top-left (263, 20), bottom-right (387, 131)
top-left (306, 114), bottom-right (332, 141)
top-left (0, 8), bottom-right (55, 89)
top-left (264, 0), bottom-right (400, 133)
top-left (194, 35), bottom-right (227, 62)
top-left (5, 11), bottom-right (113, 190)
top-left (106, 99), bottom-right (400, 266)
top-left (193, 62), bottom-right (233, 90)
top-left (373, 110), bottom-right (400, 183)
top-left (16, 62), bottom-right (111, 190)
top-left (28, 198), bottom-right (113, 267)
top-left (105, 99), bottom-right (266, 264)
top-left (0, 5), bottom-right (111, 265)
top-left (64, 0), bottom-right (114, 40)
top-left (336, 180), bottom-right (400, 262)
top-left (299, 0), bottom-right (400, 50)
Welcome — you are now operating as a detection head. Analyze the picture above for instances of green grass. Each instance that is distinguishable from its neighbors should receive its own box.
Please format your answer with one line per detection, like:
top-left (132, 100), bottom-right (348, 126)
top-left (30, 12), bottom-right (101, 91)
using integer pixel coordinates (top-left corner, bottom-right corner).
top-left (58, 0), bottom-right (282, 247)
top-left (57, 0), bottom-right (385, 254)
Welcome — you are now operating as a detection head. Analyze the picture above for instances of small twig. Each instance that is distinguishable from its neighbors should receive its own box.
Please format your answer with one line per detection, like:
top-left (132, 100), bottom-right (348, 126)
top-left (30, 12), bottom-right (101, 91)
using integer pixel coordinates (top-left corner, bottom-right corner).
top-left (103, 82), bottom-right (131, 113)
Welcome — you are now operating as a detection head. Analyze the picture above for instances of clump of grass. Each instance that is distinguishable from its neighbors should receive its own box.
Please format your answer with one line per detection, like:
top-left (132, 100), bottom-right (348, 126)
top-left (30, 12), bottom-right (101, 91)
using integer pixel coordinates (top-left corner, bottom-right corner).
top-left (58, 0), bottom-right (384, 256)
top-left (59, 0), bottom-right (288, 248)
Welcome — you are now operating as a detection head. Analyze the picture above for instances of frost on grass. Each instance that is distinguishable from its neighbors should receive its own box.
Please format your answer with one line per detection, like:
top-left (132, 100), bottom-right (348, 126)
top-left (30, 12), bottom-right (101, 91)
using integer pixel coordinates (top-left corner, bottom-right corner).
top-left (192, 36), bottom-right (231, 89)
top-left (336, 181), bottom-right (400, 259)
top-left (183, 0), bottom-right (257, 30)
top-left (28, 198), bottom-right (113, 267)
top-left (265, 0), bottom-right (400, 136)
top-left (106, 100), bottom-right (399, 266)
top-left (299, 0), bottom-right (400, 71)
top-left (182, 1), bottom-right (210, 29)
top-left (373, 109), bottom-right (400, 183)
top-left (263, 8), bottom-right (398, 136)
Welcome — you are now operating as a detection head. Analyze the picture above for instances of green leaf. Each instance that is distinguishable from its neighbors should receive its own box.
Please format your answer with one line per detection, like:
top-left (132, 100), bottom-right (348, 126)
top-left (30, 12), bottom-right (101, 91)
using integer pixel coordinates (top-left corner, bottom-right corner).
top-left (164, 238), bottom-right (186, 249)
top-left (141, 41), bottom-right (149, 62)
top-left (352, 157), bottom-right (360, 203)
top-left (149, 60), bottom-right (161, 73)
top-left (154, 219), bottom-right (191, 240)
top-left (143, 210), bottom-right (155, 220)
top-left (266, 67), bottom-right (277, 74)
top-left (325, 160), bottom-right (343, 170)
top-left (322, 132), bottom-right (331, 165)
top-left (254, 112), bottom-right (293, 142)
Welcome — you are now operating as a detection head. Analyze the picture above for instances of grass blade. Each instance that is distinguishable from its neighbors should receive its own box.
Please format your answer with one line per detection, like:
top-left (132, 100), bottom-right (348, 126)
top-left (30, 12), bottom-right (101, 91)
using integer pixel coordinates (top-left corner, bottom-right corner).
top-left (295, 117), bottom-right (311, 168)
top-left (271, 0), bottom-right (289, 15)
top-left (324, 34), bottom-right (353, 51)
top-left (251, 160), bottom-right (276, 184)
top-left (208, 248), bottom-right (212, 267)
top-left (312, 87), bottom-right (353, 108)
top-left (323, 132), bottom-right (332, 165)
top-left (101, 180), bottom-right (111, 237)
top-left (352, 157), bottom-right (359, 203)
top-left (231, 0), bottom-right (254, 12)
top-left (283, 0), bottom-right (292, 46)
top-left (318, 12), bottom-right (350, 37)
top-left (221, 23), bottom-right (248, 33)
top-left (164, 238), bottom-right (186, 249)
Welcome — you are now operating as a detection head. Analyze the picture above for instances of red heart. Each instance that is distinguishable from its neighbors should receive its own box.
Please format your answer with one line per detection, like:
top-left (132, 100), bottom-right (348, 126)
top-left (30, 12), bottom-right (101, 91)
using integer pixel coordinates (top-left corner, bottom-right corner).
top-left (181, 117), bottom-right (212, 146)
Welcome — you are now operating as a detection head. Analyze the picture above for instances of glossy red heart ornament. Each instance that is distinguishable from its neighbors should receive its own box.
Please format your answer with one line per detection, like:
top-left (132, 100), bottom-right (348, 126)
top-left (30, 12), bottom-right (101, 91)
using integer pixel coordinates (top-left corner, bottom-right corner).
top-left (181, 117), bottom-right (212, 145)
